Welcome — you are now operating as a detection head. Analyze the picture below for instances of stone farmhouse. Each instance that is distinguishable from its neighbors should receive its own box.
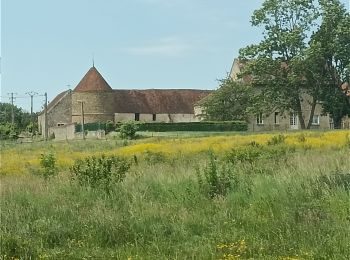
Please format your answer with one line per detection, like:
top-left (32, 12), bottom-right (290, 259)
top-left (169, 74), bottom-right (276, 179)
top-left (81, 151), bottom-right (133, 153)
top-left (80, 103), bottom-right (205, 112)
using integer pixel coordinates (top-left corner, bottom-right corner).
top-left (38, 66), bottom-right (211, 136)
top-left (229, 58), bottom-right (350, 131)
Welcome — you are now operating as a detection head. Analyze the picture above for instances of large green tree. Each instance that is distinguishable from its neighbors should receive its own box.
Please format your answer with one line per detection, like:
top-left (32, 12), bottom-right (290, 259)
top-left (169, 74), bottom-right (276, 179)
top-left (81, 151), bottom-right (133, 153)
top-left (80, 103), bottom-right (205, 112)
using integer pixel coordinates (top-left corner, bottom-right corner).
top-left (198, 78), bottom-right (254, 121)
top-left (0, 102), bottom-right (35, 130)
top-left (239, 0), bottom-right (349, 129)
top-left (310, 0), bottom-right (350, 128)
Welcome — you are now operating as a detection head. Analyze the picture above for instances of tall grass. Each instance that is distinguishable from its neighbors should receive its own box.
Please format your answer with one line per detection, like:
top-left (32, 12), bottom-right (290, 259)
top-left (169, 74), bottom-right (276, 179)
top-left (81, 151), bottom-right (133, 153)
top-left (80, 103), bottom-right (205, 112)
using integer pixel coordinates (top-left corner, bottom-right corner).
top-left (1, 139), bottom-right (349, 259)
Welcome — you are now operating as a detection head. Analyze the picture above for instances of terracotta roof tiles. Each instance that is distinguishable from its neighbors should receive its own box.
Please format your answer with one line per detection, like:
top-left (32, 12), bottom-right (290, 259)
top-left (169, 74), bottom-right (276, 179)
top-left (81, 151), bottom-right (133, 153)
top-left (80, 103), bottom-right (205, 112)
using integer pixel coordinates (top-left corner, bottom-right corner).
top-left (74, 67), bottom-right (112, 92)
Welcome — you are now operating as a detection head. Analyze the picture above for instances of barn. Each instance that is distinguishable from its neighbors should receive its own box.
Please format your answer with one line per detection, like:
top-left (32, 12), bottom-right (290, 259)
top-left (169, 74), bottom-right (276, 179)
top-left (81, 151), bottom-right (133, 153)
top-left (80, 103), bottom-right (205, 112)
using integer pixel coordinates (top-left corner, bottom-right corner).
top-left (38, 66), bottom-right (211, 136)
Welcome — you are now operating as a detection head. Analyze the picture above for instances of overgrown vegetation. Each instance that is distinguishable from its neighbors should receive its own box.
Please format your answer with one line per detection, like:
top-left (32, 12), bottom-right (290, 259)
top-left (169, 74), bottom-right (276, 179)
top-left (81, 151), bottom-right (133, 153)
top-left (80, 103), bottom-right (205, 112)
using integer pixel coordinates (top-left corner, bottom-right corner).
top-left (39, 153), bottom-right (58, 180)
top-left (118, 121), bottom-right (139, 139)
top-left (70, 155), bottom-right (130, 191)
top-left (1, 131), bottom-right (349, 259)
top-left (0, 103), bottom-right (37, 139)
top-left (196, 151), bottom-right (237, 198)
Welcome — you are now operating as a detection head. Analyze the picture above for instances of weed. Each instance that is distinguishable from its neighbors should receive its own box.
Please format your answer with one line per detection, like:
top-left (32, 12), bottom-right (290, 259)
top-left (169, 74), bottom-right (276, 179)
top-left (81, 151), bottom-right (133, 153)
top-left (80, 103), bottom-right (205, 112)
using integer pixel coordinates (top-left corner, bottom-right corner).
top-left (70, 154), bottom-right (131, 191)
top-left (39, 153), bottom-right (58, 179)
top-left (144, 150), bottom-right (167, 165)
top-left (197, 152), bottom-right (237, 198)
top-left (297, 133), bottom-right (306, 143)
top-left (267, 134), bottom-right (285, 145)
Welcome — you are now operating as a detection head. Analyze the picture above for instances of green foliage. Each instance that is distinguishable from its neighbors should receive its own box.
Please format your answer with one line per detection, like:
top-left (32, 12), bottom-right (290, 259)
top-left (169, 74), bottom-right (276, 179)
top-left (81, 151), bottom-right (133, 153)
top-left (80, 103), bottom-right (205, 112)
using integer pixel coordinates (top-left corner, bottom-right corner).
top-left (239, 0), bottom-right (350, 129)
top-left (144, 150), bottom-right (167, 165)
top-left (116, 121), bottom-right (247, 132)
top-left (1, 144), bottom-right (350, 259)
top-left (226, 145), bottom-right (294, 165)
top-left (26, 122), bottom-right (39, 134)
top-left (0, 102), bottom-right (34, 131)
top-left (75, 121), bottom-right (115, 133)
top-left (70, 155), bottom-right (131, 191)
top-left (1, 234), bottom-right (39, 259)
top-left (198, 79), bottom-right (254, 121)
top-left (267, 134), bottom-right (286, 145)
top-left (39, 153), bottom-right (58, 179)
top-left (119, 121), bottom-right (139, 139)
top-left (105, 120), bottom-right (115, 133)
top-left (0, 123), bottom-right (19, 140)
top-left (196, 152), bottom-right (237, 198)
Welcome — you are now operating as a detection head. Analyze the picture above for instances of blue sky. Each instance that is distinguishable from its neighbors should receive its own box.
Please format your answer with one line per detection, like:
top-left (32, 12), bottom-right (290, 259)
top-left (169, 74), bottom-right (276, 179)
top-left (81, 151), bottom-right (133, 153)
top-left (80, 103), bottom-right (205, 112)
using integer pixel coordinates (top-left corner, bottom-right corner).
top-left (1, 0), bottom-right (349, 112)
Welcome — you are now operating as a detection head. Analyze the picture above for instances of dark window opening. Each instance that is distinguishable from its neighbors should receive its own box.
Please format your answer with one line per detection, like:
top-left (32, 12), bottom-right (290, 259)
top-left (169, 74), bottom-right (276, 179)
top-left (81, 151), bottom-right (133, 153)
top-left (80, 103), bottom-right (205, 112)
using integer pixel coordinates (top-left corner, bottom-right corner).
top-left (135, 113), bottom-right (140, 121)
top-left (152, 114), bottom-right (156, 121)
top-left (274, 112), bottom-right (279, 124)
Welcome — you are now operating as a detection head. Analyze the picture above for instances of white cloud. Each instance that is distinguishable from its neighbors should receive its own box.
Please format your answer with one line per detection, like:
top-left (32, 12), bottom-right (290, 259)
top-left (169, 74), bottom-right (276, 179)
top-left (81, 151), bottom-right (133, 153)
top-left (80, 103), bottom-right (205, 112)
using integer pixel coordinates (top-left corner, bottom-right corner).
top-left (126, 37), bottom-right (192, 57)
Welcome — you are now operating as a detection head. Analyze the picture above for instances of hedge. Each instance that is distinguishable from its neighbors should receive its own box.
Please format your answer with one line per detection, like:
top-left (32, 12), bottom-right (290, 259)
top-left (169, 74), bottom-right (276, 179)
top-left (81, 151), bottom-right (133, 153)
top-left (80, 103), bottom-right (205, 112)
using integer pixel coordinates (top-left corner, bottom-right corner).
top-left (117, 121), bottom-right (247, 132)
top-left (75, 121), bottom-right (115, 133)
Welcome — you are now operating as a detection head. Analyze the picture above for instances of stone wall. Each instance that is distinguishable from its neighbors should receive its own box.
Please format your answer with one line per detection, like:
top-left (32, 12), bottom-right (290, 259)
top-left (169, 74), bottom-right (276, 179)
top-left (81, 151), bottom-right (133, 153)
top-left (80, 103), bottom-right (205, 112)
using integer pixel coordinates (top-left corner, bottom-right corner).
top-left (71, 92), bottom-right (114, 123)
top-left (48, 123), bottom-right (76, 141)
top-left (115, 113), bottom-right (199, 123)
top-left (38, 91), bottom-right (72, 135)
top-left (248, 104), bottom-right (331, 132)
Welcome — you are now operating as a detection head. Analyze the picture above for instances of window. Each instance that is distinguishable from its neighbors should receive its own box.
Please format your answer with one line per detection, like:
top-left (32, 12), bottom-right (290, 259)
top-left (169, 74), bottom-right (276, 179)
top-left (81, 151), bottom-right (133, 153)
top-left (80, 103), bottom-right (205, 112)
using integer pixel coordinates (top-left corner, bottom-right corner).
top-left (290, 113), bottom-right (297, 126)
top-left (256, 113), bottom-right (263, 125)
top-left (274, 112), bottom-right (280, 125)
top-left (312, 115), bottom-right (320, 125)
top-left (152, 114), bottom-right (157, 121)
top-left (135, 113), bottom-right (140, 121)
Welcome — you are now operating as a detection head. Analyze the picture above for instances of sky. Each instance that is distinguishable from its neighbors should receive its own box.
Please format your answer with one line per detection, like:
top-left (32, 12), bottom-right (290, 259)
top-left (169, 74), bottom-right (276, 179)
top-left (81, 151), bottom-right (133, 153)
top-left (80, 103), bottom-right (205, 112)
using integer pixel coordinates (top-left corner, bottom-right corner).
top-left (1, 0), bottom-right (349, 112)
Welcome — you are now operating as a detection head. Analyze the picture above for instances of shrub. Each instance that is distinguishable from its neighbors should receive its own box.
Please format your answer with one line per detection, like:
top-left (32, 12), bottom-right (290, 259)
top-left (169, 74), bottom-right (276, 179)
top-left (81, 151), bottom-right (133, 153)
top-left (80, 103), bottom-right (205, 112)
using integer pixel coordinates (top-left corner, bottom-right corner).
top-left (267, 134), bottom-right (285, 145)
top-left (226, 145), bottom-right (295, 165)
top-left (105, 120), bottom-right (115, 133)
top-left (297, 133), bottom-right (306, 143)
top-left (144, 150), bottom-right (167, 165)
top-left (119, 121), bottom-right (139, 139)
top-left (0, 123), bottom-right (18, 140)
top-left (196, 152), bottom-right (237, 198)
top-left (39, 153), bottom-right (58, 179)
top-left (70, 155), bottom-right (131, 191)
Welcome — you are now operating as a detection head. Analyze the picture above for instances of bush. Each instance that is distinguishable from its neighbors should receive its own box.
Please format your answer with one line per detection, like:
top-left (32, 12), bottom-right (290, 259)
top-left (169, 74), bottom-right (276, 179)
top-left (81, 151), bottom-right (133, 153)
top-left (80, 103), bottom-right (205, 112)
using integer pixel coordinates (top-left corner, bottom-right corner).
top-left (39, 153), bottom-right (58, 179)
top-left (226, 145), bottom-right (295, 165)
top-left (70, 155), bottom-right (131, 191)
top-left (267, 134), bottom-right (285, 145)
top-left (196, 152), bottom-right (237, 198)
top-left (144, 150), bottom-right (167, 165)
top-left (119, 121), bottom-right (139, 139)
top-left (0, 123), bottom-right (18, 140)
top-left (115, 121), bottom-right (247, 132)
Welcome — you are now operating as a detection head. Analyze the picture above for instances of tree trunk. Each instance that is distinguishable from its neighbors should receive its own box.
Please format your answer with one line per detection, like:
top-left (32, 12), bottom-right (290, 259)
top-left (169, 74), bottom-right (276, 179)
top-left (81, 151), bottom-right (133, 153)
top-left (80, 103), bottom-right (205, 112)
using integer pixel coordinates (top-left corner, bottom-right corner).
top-left (295, 97), bottom-right (306, 129)
top-left (306, 99), bottom-right (317, 129)
top-left (333, 114), bottom-right (343, 129)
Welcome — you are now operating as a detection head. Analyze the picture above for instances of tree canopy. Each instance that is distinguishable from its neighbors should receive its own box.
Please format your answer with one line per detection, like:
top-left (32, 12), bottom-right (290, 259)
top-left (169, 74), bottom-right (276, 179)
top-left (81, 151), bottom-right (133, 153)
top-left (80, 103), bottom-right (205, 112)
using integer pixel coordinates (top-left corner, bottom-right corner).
top-left (238, 0), bottom-right (349, 129)
top-left (198, 78), bottom-right (254, 121)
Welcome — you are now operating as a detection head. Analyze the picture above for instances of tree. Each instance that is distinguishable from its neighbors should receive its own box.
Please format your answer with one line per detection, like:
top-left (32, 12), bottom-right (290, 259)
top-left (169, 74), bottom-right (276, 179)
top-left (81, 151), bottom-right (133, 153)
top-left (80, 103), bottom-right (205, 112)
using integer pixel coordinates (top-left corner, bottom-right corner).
top-left (310, 0), bottom-right (350, 128)
top-left (239, 0), bottom-right (327, 129)
top-left (198, 78), bottom-right (254, 121)
top-left (0, 103), bottom-right (34, 131)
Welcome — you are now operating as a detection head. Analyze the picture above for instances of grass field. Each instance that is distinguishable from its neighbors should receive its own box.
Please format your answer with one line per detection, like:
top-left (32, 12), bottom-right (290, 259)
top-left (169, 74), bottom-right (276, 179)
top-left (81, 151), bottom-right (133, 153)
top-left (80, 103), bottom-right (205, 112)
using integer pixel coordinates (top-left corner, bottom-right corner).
top-left (1, 130), bottom-right (350, 259)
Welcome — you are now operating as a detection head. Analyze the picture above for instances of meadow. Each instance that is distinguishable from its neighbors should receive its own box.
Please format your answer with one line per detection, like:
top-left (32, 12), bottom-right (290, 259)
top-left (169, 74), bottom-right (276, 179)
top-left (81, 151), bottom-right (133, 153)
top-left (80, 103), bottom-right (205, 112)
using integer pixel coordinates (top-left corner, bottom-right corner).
top-left (1, 130), bottom-right (350, 259)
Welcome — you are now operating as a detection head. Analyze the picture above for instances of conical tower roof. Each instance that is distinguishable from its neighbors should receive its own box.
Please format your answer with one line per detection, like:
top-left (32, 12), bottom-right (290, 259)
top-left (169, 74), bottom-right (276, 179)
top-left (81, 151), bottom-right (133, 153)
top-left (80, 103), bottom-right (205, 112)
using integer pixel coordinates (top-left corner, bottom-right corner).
top-left (74, 66), bottom-right (113, 92)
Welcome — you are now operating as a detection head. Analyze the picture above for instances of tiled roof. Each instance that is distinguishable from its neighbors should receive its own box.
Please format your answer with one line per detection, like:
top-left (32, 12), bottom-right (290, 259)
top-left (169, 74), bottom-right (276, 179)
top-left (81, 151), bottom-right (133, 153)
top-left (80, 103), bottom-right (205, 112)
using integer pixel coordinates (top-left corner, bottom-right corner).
top-left (113, 89), bottom-right (211, 114)
top-left (74, 67), bottom-right (112, 92)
